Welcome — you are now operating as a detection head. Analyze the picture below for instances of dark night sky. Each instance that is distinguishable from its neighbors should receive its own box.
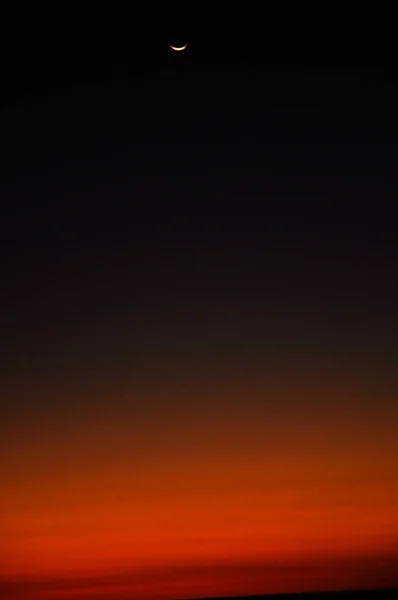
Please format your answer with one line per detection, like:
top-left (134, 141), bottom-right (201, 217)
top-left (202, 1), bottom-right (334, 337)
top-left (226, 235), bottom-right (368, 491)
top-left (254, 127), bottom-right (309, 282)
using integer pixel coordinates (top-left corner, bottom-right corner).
top-left (1, 8), bottom-right (398, 600)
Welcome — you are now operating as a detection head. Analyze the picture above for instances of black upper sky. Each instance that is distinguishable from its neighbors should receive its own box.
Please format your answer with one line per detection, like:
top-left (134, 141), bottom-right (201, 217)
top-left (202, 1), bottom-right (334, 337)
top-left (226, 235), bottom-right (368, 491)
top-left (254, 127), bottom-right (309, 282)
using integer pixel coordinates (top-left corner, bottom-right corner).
top-left (1, 8), bottom-right (397, 397)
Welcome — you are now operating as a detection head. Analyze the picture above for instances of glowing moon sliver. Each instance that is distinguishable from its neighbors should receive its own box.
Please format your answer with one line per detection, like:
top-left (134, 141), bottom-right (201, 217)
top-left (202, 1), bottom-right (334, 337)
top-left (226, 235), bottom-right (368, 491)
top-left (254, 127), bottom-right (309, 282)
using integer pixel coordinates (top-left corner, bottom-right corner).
top-left (170, 44), bottom-right (188, 52)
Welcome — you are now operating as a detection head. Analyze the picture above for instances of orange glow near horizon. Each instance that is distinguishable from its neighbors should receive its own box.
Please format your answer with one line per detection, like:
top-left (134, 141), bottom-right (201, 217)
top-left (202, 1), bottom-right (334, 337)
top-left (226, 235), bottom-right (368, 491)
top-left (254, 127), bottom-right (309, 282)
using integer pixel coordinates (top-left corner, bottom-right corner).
top-left (1, 378), bottom-right (398, 598)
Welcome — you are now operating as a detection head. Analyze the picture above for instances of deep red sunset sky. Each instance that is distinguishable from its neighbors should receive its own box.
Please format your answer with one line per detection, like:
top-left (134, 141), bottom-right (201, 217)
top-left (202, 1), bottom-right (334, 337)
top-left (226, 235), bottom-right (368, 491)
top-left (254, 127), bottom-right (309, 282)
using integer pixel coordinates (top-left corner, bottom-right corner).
top-left (1, 9), bottom-right (398, 600)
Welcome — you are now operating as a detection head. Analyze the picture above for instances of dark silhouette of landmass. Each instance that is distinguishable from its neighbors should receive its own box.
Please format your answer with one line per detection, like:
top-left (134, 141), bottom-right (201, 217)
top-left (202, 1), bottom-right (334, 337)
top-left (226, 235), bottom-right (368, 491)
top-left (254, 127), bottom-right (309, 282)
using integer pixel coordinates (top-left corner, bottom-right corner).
top-left (186, 590), bottom-right (398, 600)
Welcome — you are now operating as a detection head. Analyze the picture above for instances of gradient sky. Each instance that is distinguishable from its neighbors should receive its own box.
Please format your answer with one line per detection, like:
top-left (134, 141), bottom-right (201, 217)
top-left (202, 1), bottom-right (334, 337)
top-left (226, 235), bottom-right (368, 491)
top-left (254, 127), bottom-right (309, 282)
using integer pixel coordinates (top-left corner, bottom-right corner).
top-left (1, 10), bottom-right (398, 600)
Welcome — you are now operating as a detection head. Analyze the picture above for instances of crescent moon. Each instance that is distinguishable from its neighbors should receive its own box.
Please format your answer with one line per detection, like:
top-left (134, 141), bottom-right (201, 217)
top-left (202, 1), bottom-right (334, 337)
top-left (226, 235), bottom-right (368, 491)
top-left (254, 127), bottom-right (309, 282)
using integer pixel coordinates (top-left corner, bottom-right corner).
top-left (170, 44), bottom-right (188, 52)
